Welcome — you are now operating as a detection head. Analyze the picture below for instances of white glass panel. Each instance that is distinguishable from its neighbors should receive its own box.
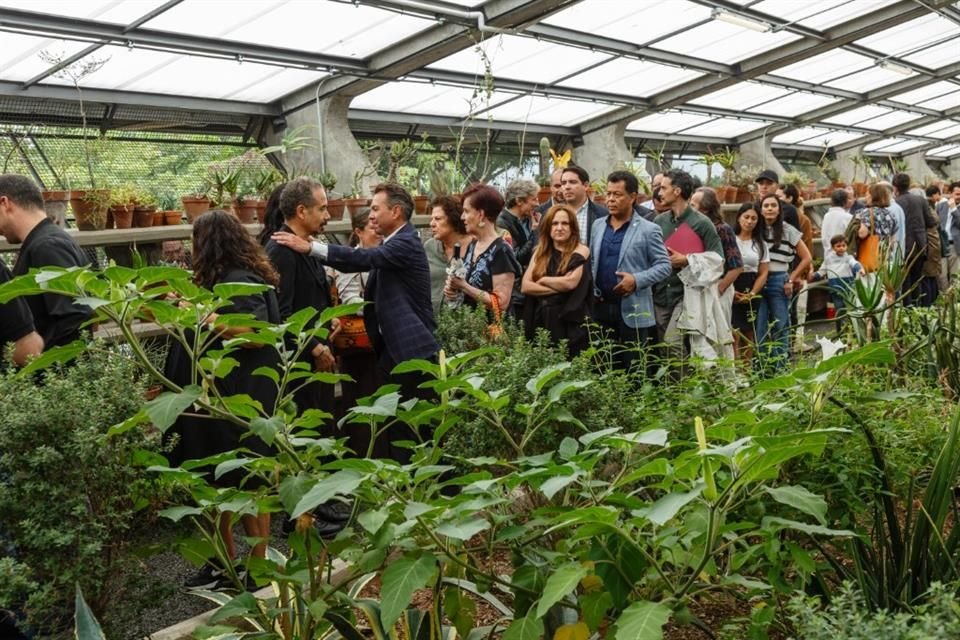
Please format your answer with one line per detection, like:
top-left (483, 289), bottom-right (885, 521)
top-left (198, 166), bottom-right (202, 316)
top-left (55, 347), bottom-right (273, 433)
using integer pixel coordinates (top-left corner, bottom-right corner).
top-left (542, 0), bottom-right (711, 47)
top-left (903, 40), bottom-right (960, 69)
top-left (773, 126), bottom-right (835, 145)
top-left (626, 111), bottom-right (714, 133)
top-left (690, 82), bottom-right (792, 110)
top-left (824, 65), bottom-right (916, 93)
top-left (652, 20), bottom-right (799, 64)
top-left (0, 0), bottom-right (170, 24)
top-left (772, 50), bottom-right (872, 84)
top-left (927, 144), bottom-right (960, 157)
top-left (747, 91), bottom-right (839, 117)
top-left (789, 0), bottom-right (898, 30)
top-left (857, 110), bottom-right (924, 131)
top-left (889, 81), bottom-right (959, 105)
top-left (0, 34), bottom-right (91, 82)
top-left (800, 131), bottom-right (868, 148)
top-left (351, 81), bottom-right (517, 117)
top-left (428, 35), bottom-right (609, 84)
top-left (906, 122), bottom-right (960, 140)
top-left (752, 0), bottom-right (848, 22)
top-left (679, 118), bottom-right (772, 138)
top-left (863, 138), bottom-right (927, 153)
top-left (823, 105), bottom-right (890, 127)
top-left (919, 90), bottom-right (960, 111)
top-left (226, 68), bottom-right (328, 102)
top-left (482, 96), bottom-right (619, 126)
top-left (558, 58), bottom-right (702, 96)
top-left (856, 15), bottom-right (959, 57)
top-left (142, 0), bottom-right (432, 59)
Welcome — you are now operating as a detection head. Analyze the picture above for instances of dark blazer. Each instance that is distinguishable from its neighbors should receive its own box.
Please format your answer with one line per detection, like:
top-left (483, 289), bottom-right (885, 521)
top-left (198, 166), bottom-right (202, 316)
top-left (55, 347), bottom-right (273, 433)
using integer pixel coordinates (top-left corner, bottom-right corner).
top-left (896, 192), bottom-right (928, 264)
top-left (496, 209), bottom-right (537, 268)
top-left (583, 200), bottom-right (609, 245)
top-left (12, 218), bottom-right (91, 349)
top-left (323, 222), bottom-right (438, 367)
top-left (264, 224), bottom-right (333, 353)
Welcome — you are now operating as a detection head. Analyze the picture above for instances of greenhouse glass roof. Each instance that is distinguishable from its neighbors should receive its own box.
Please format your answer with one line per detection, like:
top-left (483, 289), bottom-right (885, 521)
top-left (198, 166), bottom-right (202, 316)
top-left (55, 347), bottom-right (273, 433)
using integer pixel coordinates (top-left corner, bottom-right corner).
top-left (0, 0), bottom-right (958, 159)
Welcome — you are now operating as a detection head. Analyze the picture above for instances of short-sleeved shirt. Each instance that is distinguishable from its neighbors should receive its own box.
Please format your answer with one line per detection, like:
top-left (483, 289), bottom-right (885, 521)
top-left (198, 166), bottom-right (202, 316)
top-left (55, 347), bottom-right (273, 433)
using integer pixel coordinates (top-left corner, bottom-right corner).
top-left (715, 222), bottom-right (743, 275)
top-left (856, 206), bottom-right (899, 240)
top-left (463, 237), bottom-right (520, 305)
top-left (0, 261), bottom-right (35, 356)
top-left (12, 219), bottom-right (91, 349)
top-left (736, 236), bottom-right (768, 274)
top-left (764, 223), bottom-right (802, 272)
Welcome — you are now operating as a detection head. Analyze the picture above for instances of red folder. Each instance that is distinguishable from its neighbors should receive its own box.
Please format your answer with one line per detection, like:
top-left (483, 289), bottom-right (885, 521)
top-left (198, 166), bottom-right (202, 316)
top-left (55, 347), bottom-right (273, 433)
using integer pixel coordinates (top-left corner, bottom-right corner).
top-left (664, 222), bottom-right (705, 254)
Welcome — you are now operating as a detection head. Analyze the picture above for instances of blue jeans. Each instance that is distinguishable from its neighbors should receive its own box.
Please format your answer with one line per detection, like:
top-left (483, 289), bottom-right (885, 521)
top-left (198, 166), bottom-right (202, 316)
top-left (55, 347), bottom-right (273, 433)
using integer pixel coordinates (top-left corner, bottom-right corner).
top-left (757, 271), bottom-right (790, 370)
top-left (827, 277), bottom-right (855, 320)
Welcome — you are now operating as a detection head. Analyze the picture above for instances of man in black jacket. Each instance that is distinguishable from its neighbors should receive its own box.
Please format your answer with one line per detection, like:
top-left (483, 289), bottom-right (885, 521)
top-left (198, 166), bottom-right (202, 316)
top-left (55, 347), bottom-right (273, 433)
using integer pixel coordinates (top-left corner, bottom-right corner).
top-left (893, 172), bottom-right (929, 306)
top-left (498, 178), bottom-right (540, 316)
top-left (0, 174), bottom-right (90, 350)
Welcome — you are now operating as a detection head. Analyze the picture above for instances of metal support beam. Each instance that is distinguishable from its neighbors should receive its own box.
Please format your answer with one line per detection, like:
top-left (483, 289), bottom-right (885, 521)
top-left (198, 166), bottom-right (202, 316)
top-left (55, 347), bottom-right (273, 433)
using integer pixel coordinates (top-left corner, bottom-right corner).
top-left (28, 134), bottom-right (64, 189)
top-left (5, 134), bottom-right (44, 187)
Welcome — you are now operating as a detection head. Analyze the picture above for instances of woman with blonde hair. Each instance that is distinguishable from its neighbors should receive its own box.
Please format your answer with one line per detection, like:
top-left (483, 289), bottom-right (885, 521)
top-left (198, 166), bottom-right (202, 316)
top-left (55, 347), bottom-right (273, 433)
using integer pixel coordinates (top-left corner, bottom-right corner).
top-left (521, 204), bottom-right (592, 355)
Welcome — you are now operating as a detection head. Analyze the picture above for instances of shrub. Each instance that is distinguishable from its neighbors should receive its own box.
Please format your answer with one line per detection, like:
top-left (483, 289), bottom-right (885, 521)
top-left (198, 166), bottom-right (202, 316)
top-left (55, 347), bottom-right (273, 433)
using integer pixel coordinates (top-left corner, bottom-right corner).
top-left (0, 346), bottom-right (162, 637)
top-left (787, 582), bottom-right (960, 639)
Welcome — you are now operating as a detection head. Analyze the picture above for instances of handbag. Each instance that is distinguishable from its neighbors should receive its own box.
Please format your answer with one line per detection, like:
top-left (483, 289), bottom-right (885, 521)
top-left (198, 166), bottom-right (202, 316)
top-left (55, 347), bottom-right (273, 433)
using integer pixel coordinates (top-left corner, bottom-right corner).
top-left (330, 274), bottom-right (373, 354)
top-left (857, 208), bottom-right (881, 273)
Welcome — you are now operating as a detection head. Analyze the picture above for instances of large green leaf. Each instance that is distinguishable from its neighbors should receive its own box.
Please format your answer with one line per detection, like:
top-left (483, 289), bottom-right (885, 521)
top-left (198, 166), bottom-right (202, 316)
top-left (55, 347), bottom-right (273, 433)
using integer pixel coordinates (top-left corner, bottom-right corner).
top-left (535, 563), bottom-right (588, 618)
top-left (763, 485), bottom-right (828, 525)
top-left (525, 362), bottom-right (570, 395)
top-left (145, 385), bottom-right (202, 433)
top-left (435, 517), bottom-right (490, 541)
top-left (761, 516), bottom-right (855, 537)
top-left (18, 339), bottom-right (88, 375)
top-left (502, 615), bottom-right (544, 640)
top-left (209, 592), bottom-right (259, 623)
top-left (75, 585), bottom-right (106, 640)
top-left (637, 484), bottom-right (703, 526)
top-left (613, 601), bottom-right (671, 640)
top-left (379, 553), bottom-right (437, 628)
top-left (292, 469), bottom-right (364, 517)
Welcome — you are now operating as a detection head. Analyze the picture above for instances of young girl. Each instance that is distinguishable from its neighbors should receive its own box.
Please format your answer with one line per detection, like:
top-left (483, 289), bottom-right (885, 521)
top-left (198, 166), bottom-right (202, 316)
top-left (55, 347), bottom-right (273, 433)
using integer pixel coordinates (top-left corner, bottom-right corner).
top-left (731, 203), bottom-right (769, 361)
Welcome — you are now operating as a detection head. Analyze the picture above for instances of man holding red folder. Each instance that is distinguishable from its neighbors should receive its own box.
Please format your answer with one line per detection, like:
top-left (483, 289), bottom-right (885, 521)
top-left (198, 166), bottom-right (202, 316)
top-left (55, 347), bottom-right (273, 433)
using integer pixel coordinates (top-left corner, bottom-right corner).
top-left (652, 170), bottom-right (723, 357)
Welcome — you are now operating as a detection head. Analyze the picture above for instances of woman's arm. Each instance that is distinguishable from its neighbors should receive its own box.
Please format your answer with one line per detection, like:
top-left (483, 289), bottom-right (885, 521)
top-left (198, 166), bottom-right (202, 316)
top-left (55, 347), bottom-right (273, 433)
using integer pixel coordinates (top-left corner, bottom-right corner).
top-left (789, 241), bottom-right (812, 282)
top-left (718, 266), bottom-right (742, 296)
top-left (490, 272), bottom-right (516, 310)
top-left (521, 260), bottom-right (555, 296)
top-left (538, 265), bottom-right (585, 293)
top-left (753, 262), bottom-right (769, 294)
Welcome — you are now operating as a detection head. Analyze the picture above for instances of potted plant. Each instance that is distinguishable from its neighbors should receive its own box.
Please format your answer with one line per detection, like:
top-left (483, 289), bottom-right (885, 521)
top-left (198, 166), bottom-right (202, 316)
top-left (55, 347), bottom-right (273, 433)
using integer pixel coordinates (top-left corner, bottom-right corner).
top-left (344, 170), bottom-right (370, 216)
top-left (107, 185), bottom-right (135, 229)
top-left (157, 192), bottom-right (182, 225)
top-left (851, 154), bottom-right (870, 197)
top-left (233, 191), bottom-right (259, 224)
top-left (182, 184), bottom-right (211, 223)
top-left (253, 167), bottom-right (283, 223)
top-left (131, 188), bottom-right (157, 228)
top-left (714, 147), bottom-right (739, 204)
top-left (208, 165), bottom-right (241, 212)
top-left (71, 189), bottom-right (110, 231)
top-left (42, 188), bottom-right (71, 227)
top-left (536, 174), bottom-right (552, 204)
top-left (315, 171), bottom-right (344, 220)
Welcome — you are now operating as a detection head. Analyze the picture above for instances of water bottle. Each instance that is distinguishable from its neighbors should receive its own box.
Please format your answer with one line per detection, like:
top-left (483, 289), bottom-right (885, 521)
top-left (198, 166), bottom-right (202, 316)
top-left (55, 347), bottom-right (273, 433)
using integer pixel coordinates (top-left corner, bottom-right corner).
top-left (445, 242), bottom-right (466, 307)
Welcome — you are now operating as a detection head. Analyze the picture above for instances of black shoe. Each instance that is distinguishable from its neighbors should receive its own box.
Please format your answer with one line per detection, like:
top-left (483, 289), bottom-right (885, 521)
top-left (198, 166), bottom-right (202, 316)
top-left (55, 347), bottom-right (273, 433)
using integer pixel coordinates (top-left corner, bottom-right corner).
top-left (184, 564), bottom-right (227, 589)
top-left (312, 517), bottom-right (346, 539)
top-left (314, 500), bottom-right (353, 523)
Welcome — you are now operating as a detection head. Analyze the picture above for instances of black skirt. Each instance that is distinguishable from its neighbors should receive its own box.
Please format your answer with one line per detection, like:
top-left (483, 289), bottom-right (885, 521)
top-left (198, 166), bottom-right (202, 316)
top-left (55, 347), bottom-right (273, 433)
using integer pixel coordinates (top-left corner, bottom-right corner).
top-left (730, 272), bottom-right (759, 334)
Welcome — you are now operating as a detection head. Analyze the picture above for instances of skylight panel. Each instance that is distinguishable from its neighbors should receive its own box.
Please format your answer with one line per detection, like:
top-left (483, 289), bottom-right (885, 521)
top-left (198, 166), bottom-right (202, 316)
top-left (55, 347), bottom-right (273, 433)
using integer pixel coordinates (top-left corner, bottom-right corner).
top-left (787, 0), bottom-right (898, 30)
top-left (0, 35), bottom-right (91, 83)
top-left (481, 96), bottom-right (620, 127)
top-left (752, 0), bottom-right (848, 23)
top-left (557, 58), bottom-right (702, 96)
top-left (903, 40), bottom-right (960, 69)
top-left (626, 111), bottom-right (714, 133)
top-left (351, 81), bottom-right (517, 118)
top-left (142, 0), bottom-right (433, 59)
top-left (927, 144), bottom-right (960, 158)
top-left (906, 122), bottom-right (960, 140)
top-left (690, 82), bottom-right (792, 111)
top-left (0, 0), bottom-right (171, 24)
top-left (427, 35), bottom-right (610, 85)
top-left (822, 105), bottom-right (890, 127)
top-left (863, 138), bottom-right (927, 153)
top-left (799, 130), bottom-right (867, 148)
top-left (917, 90), bottom-right (960, 111)
top-left (652, 20), bottom-right (800, 64)
top-left (774, 126), bottom-right (841, 145)
top-left (823, 64), bottom-right (916, 93)
top-left (679, 118), bottom-right (772, 138)
top-left (856, 15), bottom-right (959, 57)
top-left (542, 0), bottom-right (711, 47)
top-left (889, 81), bottom-right (959, 105)
top-left (857, 110), bottom-right (924, 132)
top-left (772, 50), bottom-right (873, 84)
top-left (746, 91), bottom-right (839, 118)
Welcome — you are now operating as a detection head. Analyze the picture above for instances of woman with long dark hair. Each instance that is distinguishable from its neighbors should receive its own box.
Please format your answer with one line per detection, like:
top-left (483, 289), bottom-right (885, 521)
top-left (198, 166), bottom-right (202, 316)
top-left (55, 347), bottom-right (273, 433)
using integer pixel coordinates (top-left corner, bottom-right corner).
top-left (755, 195), bottom-right (811, 370)
top-left (520, 205), bottom-right (592, 355)
top-left (166, 210), bottom-right (281, 587)
top-left (257, 182), bottom-right (287, 246)
top-left (731, 202), bottom-right (769, 360)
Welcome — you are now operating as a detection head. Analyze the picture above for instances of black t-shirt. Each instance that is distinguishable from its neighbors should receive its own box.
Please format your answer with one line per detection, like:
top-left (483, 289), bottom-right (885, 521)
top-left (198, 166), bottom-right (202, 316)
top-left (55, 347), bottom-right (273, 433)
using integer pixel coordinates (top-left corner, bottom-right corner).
top-left (0, 260), bottom-right (35, 353)
top-left (463, 237), bottom-right (520, 303)
top-left (13, 219), bottom-right (91, 349)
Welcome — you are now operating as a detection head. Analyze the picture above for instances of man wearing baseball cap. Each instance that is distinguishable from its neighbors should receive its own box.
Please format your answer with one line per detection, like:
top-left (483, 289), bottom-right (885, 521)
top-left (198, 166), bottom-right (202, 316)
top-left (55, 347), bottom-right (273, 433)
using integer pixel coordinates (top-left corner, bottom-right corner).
top-left (755, 170), bottom-right (800, 229)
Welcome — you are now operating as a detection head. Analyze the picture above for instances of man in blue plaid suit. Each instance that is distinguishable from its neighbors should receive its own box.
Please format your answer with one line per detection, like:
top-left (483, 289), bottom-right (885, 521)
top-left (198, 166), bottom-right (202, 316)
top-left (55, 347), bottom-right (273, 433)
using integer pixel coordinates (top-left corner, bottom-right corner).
top-left (271, 183), bottom-right (438, 460)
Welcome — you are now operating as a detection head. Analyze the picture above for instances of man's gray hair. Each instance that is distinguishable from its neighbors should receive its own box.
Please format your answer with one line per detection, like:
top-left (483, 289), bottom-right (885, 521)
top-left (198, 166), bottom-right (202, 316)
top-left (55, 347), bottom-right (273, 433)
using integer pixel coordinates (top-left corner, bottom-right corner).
top-left (504, 178), bottom-right (538, 209)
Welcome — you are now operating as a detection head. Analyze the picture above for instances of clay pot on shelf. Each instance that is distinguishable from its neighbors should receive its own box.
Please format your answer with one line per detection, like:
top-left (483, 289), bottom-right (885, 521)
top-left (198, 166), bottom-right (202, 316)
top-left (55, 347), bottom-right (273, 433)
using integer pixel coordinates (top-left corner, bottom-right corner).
top-left (255, 200), bottom-right (268, 224)
top-left (233, 198), bottom-right (258, 224)
top-left (163, 210), bottom-right (182, 225)
top-left (71, 189), bottom-right (110, 231)
top-left (42, 190), bottom-right (71, 227)
top-left (110, 204), bottom-right (133, 229)
top-left (537, 186), bottom-right (552, 204)
top-left (414, 195), bottom-right (429, 215)
top-left (133, 206), bottom-right (156, 228)
top-left (327, 198), bottom-right (345, 220)
top-left (181, 196), bottom-right (211, 223)
top-left (344, 197), bottom-right (369, 216)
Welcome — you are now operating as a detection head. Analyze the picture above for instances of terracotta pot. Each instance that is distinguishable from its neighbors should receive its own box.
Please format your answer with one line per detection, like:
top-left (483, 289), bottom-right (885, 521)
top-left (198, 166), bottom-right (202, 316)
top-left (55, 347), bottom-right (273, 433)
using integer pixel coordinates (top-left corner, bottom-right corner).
top-left (537, 186), bottom-right (552, 204)
top-left (233, 198), bottom-right (258, 223)
top-left (42, 190), bottom-right (70, 227)
top-left (722, 186), bottom-right (738, 204)
top-left (71, 189), bottom-right (110, 231)
top-left (413, 194), bottom-right (429, 215)
top-left (255, 200), bottom-right (268, 224)
top-left (110, 204), bottom-right (133, 229)
top-left (133, 206), bottom-right (156, 228)
top-left (344, 197), bottom-right (369, 216)
top-left (152, 210), bottom-right (164, 227)
top-left (853, 182), bottom-right (868, 197)
top-left (181, 196), bottom-right (211, 223)
top-left (735, 186), bottom-right (752, 203)
top-left (163, 210), bottom-right (182, 225)
top-left (327, 198), bottom-right (345, 220)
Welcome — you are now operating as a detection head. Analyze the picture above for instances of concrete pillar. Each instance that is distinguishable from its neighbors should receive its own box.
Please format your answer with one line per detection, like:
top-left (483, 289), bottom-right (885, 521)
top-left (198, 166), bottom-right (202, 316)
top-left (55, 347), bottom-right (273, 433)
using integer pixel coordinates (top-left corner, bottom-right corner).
top-left (574, 123), bottom-right (633, 185)
top-left (271, 94), bottom-right (380, 198)
top-left (902, 151), bottom-right (939, 186)
top-left (835, 146), bottom-right (864, 185)
top-left (738, 138), bottom-right (786, 177)
top-left (943, 158), bottom-right (959, 180)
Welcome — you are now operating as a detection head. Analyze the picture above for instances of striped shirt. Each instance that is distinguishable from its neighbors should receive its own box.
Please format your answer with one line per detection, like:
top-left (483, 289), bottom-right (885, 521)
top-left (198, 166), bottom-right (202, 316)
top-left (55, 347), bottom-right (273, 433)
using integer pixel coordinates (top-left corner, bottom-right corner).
top-left (765, 223), bottom-right (802, 272)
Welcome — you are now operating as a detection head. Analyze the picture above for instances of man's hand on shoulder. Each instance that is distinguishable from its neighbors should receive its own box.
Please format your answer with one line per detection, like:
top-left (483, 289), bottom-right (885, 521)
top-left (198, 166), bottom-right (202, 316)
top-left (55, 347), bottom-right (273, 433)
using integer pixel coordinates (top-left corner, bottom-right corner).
top-left (271, 231), bottom-right (312, 255)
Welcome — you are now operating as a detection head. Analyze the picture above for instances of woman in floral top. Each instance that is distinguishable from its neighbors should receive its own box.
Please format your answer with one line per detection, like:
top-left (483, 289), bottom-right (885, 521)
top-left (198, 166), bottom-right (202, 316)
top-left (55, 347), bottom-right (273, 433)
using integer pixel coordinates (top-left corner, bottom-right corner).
top-left (857, 183), bottom-right (899, 243)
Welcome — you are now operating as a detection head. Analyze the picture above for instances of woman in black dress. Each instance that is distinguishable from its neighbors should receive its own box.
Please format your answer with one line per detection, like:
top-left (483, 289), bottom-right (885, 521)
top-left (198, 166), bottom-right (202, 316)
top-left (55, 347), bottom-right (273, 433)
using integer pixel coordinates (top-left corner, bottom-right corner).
top-left (165, 210), bottom-right (281, 580)
top-left (520, 205), bottom-right (592, 355)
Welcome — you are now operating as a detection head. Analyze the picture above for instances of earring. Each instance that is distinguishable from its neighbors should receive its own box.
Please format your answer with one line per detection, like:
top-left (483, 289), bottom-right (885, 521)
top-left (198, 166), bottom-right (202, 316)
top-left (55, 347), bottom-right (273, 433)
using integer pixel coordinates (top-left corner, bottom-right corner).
top-left (478, 220), bottom-right (486, 228)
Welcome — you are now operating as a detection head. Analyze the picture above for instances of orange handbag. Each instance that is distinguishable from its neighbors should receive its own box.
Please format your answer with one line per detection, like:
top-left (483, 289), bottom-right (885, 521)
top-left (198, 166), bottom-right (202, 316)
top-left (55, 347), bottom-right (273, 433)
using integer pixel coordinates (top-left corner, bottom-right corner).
top-left (330, 275), bottom-right (373, 354)
top-left (858, 208), bottom-right (881, 273)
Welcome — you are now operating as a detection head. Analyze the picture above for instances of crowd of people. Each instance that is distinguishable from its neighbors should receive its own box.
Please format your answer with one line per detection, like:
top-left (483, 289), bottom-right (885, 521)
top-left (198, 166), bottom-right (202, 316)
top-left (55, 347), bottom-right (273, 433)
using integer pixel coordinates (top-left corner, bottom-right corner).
top-left (1, 168), bottom-right (959, 582)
